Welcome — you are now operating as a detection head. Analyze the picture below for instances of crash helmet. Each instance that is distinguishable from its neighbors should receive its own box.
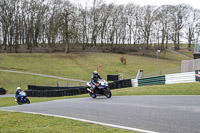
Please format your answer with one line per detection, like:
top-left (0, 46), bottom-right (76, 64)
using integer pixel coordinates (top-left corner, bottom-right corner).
top-left (17, 87), bottom-right (21, 91)
top-left (93, 70), bottom-right (98, 77)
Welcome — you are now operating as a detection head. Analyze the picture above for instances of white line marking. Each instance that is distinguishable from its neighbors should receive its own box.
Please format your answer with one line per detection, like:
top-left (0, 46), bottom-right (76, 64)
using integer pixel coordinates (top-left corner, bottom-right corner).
top-left (1, 110), bottom-right (159, 133)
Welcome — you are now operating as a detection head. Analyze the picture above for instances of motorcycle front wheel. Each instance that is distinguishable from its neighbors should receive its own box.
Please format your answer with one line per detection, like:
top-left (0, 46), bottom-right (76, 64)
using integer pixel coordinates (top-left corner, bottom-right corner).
top-left (26, 98), bottom-right (30, 104)
top-left (104, 88), bottom-right (112, 98)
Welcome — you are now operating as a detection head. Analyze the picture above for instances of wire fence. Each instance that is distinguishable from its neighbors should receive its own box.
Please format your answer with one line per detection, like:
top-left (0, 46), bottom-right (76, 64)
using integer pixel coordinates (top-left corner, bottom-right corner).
top-left (126, 67), bottom-right (181, 79)
top-left (0, 72), bottom-right (86, 94)
top-left (57, 81), bottom-right (87, 87)
top-left (181, 59), bottom-right (200, 73)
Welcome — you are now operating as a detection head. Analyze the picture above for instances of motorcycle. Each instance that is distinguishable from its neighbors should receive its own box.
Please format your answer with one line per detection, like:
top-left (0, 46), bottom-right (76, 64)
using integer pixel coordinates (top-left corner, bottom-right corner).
top-left (87, 79), bottom-right (112, 98)
top-left (15, 91), bottom-right (30, 105)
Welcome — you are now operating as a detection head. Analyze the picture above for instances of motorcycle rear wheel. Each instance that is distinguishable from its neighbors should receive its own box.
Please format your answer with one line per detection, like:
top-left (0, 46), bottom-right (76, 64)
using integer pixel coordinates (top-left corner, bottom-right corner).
top-left (89, 92), bottom-right (96, 98)
top-left (17, 100), bottom-right (23, 105)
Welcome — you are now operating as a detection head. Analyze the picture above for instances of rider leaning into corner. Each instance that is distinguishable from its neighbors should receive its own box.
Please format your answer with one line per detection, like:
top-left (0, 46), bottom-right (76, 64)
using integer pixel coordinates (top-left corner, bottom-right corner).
top-left (15, 87), bottom-right (22, 102)
top-left (90, 70), bottom-right (103, 93)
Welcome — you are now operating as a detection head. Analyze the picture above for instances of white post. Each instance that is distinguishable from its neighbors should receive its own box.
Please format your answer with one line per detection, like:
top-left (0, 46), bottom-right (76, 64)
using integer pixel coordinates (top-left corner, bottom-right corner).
top-left (156, 50), bottom-right (160, 75)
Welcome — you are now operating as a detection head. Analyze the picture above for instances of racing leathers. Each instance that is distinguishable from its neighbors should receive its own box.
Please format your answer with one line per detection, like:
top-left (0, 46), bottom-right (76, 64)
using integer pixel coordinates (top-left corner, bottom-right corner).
top-left (90, 74), bottom-right (103, 93)
top-left (15, 90), bottom-right (21, 102)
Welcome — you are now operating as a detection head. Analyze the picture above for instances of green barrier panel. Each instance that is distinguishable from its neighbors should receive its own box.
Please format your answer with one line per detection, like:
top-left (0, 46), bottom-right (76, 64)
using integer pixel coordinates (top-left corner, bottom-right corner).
top-left (138, 76), bottom-right (165, 86)
top-left (138, 81), bottom-right (165, 86)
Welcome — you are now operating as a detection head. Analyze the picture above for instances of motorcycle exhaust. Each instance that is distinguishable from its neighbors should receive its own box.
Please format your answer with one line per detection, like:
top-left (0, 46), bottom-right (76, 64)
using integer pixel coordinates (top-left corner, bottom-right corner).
top-left (87, 88), bottom-right (92, 92)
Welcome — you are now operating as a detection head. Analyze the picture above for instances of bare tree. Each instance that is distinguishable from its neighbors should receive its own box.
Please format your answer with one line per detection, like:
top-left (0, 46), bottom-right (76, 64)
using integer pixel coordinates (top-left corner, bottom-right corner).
top-left (98, 3), bottom-right (113, 45)
top-left (169, 4), bottom-right (191, 50)
top-left (1, 0), bottom-right (200, 53)
top-left (138, 5), bottom-right (158, 48)
top-left (0, 0), bottom-right (10, 50)
top-left (186, 9), bottom-right (200, 50)
top-left (156, 5), bottom-right (173, 49)
top-left (125, 4), bottom-right (139, 45)
top-left (61, 1), bottom-right (75, 53)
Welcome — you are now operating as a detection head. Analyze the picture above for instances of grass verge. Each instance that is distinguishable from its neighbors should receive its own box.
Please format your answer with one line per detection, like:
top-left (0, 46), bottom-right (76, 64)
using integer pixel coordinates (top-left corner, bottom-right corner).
top-left (113, 82), bottom-right (200, 96)
top-left (0, 111), bottom-right (135, 133)
top-left (0, 71), bottom-right (86, 94)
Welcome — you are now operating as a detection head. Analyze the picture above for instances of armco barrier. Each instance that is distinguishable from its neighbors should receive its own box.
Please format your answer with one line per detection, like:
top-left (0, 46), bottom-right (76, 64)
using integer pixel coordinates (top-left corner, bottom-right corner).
top-left (109, 79), bottom-right (132, 89)
top-left (133, 72), bottom-right (196, 87)
top-left (0, 88), bottom-right (6, 95)
top-left (131, 79), bottom-right (138, 87)
top-left (25, 79), bottom-right (132, 97)
top-left (25, 86), bottom-right (88, 97)
top-left (165, 72), bottom-right (195, 84)
top-left (28, 85), bottom-right (81, 90)
top-left (138, 75), bottom-right (165, 86)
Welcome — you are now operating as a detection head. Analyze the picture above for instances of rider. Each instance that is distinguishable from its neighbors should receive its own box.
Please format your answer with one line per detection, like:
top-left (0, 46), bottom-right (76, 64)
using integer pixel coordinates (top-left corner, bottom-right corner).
top-left (15, 87), bottom-right (22, 102)
top-left (90, 70), bottom-right (103, 93)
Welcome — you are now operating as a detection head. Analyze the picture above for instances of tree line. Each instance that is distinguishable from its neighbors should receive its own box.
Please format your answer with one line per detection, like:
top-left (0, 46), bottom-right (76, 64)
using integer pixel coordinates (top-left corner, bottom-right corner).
top-left (0, 0), bottom-right (200, 53)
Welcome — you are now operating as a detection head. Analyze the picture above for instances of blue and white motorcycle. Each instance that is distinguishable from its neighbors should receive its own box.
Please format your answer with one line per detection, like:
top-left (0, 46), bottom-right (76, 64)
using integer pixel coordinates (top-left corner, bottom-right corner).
top-left (87, 79), bottom-right (112, 98)
top-left (15, 91), bottom-right (30, 105)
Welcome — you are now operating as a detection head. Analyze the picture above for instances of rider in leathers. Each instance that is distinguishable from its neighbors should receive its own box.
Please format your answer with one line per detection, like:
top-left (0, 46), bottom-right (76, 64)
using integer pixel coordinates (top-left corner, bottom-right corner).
top-left (90, 71), bottom-right (103, 93)
top-left (15, 87), bottom-right (22, 102)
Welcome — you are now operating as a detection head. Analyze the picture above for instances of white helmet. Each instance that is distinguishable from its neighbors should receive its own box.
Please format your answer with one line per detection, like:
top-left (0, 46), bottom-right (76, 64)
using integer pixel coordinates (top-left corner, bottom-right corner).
top-left (17, 87), bottom-right (21, 90)
top-left (93, 70), bottom-right (98, 76)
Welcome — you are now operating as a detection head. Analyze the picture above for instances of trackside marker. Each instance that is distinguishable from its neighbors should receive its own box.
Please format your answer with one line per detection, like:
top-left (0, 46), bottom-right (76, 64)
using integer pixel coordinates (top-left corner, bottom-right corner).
top-left (2, 110), bottom-right (159, 133)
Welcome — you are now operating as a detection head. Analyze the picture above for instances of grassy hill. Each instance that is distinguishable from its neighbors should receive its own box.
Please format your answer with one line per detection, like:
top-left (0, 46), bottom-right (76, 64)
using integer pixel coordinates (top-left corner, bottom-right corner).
top-left (0, 51), bottom-right (192, 93)
top-left (0, 50), bottom-right (197, 133)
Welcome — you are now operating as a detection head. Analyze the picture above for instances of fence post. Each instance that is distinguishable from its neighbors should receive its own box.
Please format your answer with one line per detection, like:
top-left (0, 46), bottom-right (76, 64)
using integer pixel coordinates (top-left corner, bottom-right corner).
top-left (57, 81), bottom-right (59, 87)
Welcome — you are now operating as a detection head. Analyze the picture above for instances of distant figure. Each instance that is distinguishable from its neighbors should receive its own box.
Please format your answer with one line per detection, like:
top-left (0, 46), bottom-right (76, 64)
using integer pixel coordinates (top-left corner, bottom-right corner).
top-left (15, 87), bottom-right (22, 102)
top-left (120, 56), bottom-right (126, 65)
top-left (89, 71), bottom-right (103, 93)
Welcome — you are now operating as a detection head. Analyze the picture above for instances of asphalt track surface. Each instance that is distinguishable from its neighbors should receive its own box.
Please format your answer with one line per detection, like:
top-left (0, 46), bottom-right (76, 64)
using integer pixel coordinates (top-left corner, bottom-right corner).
top-left (1, 96), bottom-right (200, 133)
top-left (0, 94), bottom-right (14, 97)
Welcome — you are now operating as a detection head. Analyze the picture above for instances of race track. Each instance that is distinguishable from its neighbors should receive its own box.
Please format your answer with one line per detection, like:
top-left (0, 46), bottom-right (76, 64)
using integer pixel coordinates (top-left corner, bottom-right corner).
top-left (0, 96), bottom-right (200, 133)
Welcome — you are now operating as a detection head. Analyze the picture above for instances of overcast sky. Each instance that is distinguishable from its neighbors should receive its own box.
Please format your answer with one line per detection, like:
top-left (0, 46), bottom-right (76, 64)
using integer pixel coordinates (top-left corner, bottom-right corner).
top-left (105, 0), bottom-right (199, 9)
top-left (74, 0), bottom-right (200, 10)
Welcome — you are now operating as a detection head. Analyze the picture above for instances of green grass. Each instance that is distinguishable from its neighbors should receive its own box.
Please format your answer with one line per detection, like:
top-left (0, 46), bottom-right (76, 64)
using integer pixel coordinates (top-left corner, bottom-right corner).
top-left (178, 50), bottom-right (194, 58)
top-left (113, 82), bottom-right (200, 96)
top-left (0, 52), bottom-right (188, 79)
top-left (167, 43), bottom-right (194, 50)
top-left (0, 111), bottom-right (135, 133)
top-left (0, 52), bottom-right (189, 93)
top-left (0, 72), bottom-right (86, 94)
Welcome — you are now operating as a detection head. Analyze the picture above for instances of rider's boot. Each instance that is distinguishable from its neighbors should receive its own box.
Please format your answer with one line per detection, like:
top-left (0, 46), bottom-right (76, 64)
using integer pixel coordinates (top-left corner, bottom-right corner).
top-left (91, 89), bottom-right (94, 94)
top-left (87, 88), bottom-right (94, 93)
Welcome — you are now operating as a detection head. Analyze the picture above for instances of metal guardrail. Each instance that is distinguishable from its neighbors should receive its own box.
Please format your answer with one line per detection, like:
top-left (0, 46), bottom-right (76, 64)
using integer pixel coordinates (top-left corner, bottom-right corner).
top-left (26, 79), bottom-right (132, 97)
top-left (138, 75), bottom-right (165, 86)
top-left (0, 88), bottom-right (6, 95)
top-left (131, 71), bottom-right (196, 87)
top-left (165, 72), bottom-right (195, 84)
